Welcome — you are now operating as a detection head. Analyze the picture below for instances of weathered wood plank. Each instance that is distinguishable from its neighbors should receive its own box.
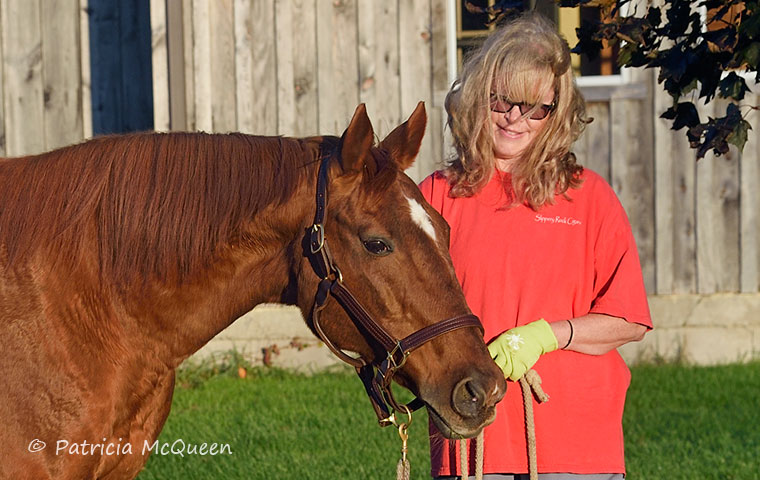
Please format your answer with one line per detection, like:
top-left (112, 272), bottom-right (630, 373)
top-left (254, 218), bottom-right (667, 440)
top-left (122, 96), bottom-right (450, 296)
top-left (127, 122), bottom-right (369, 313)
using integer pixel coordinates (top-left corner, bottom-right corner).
top-left (0, 0), bottom-right (5, 155)
top-left (41, 0), bottom-right (83, 149)
top-left (182, 0), bottom-right (196, 130)
top-left (191, 0), bottom-right (212, 131)
top-left (79, 0), bottom-right (92, 139)
top-left (609, 75), bottom-right (655, 294)
top-left (150, 0), bottom-right (170, 131)
top-left (233, 0), bottom-right (253, 133)
top-left (740, 92), bottom-right (760, 292)
top-left (357, 0), bottom-right (377, 119)
top-left (316, 0), bottom-right (359, 135)
top-left (695, 98), bottom-right (741, 293)
top-left (427, 0), bottom-right (447, 176)
top-left (2, 0), bottom-right (45, 156)
top-left (426, 104), bottom-right (446, 177)
top-left (436, 89), bottom-right (455, 172)
top-left (209, 0), bottom-right (236, 132)
top-left (575, 101), bottom-right (610, 182)
top-left (653, 83), bottom-right (697, 294)
top-left (287, 0), bottom-right (318, 137)
top-left (165, 0), bottom-right (186, 131)
top-left (399, 0), bottom-right (433, 182)
top-left (431, 0), bottom-right (448, 94)
top-left (235, 0), bottom-right (276, 135)
top-left (274, 0), bottom-right (294, 135)
top-left (357, 0), bottom-right (401, 139)
top-left (357, 0), bottom-right (378, 126)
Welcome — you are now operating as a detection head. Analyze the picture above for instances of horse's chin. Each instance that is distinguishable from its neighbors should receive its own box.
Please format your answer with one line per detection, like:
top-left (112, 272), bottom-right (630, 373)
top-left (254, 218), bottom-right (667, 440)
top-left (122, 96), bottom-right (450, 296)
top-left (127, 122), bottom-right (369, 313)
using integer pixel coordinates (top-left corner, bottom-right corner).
top-left (425, 403), bottom-right (495, 440)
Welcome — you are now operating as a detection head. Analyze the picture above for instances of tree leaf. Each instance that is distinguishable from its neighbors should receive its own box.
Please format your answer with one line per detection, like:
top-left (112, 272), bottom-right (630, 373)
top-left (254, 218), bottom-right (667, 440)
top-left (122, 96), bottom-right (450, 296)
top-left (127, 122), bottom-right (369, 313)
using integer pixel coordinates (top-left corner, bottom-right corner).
top-left (719, 72), bottom-right (749, 100)
top-left (739, 42), bottom-right (760, 69)
top-left (661, 102), bottom-right (701, 130)
top-left (727, 118), bottom-right (751, 152)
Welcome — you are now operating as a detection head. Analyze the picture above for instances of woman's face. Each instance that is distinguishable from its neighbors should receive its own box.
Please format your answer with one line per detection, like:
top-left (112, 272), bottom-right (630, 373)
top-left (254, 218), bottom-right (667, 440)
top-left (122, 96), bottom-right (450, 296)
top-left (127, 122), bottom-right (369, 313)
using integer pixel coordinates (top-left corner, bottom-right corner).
top-left (490, 83), bottom-right (555, 170)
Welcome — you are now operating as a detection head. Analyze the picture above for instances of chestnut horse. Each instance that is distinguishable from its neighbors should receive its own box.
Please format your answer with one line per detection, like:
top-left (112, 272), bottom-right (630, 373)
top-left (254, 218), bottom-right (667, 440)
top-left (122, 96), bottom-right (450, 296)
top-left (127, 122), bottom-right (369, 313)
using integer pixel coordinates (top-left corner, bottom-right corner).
top-left (0, 103), bottom-right (505, 479)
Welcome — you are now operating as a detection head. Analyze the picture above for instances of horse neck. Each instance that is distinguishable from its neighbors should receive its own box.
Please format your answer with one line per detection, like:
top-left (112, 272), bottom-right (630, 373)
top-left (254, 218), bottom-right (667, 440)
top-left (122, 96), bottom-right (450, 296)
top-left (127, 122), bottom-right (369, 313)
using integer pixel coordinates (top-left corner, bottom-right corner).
top-left (118, 140), bottom-right (321, 367)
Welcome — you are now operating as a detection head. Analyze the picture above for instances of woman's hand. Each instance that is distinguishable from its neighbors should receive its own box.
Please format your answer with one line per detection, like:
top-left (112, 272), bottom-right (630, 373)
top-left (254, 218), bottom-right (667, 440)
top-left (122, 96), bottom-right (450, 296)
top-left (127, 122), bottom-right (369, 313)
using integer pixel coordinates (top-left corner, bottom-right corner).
top-left (487, 319), bottom-right (558, 381)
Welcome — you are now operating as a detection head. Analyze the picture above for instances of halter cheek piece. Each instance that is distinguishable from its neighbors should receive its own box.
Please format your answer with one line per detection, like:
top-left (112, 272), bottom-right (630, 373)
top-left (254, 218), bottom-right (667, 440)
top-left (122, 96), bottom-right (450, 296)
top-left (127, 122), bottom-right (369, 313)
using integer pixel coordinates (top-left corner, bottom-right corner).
top-left (307, 154), bottom-right (483, 426)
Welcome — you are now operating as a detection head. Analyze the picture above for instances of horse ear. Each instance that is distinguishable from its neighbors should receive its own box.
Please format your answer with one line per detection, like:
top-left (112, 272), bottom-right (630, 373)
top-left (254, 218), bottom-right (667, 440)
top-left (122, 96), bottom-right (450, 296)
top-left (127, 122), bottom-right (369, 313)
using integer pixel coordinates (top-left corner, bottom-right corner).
top-left (338, 104), bottom-right (374, 175)
top-left (379, 101), bottom-right (427, 170)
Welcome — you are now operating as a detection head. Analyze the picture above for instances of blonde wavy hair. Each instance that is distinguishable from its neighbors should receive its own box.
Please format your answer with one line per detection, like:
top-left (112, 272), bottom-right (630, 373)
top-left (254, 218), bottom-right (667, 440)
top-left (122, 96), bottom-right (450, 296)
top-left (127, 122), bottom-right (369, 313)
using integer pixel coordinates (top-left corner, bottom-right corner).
top-left (444, 11), bottom-right (589, 209)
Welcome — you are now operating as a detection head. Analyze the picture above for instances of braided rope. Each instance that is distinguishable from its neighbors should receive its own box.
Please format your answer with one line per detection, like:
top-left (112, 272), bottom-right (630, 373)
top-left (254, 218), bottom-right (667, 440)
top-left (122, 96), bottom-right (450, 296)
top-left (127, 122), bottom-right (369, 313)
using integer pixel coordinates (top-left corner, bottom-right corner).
top-left (475, 430), bottom-right (484, 480)
top-left (457, 430), bottom-right (485, 480)
top-left (520, 370), bottom-right (549, 480)
top-left (460, 437), bottom-right (468, 479)
top-left (459, 369), bottom-right (549, 480)
top-left (396, 457), bottom-right (410, 480)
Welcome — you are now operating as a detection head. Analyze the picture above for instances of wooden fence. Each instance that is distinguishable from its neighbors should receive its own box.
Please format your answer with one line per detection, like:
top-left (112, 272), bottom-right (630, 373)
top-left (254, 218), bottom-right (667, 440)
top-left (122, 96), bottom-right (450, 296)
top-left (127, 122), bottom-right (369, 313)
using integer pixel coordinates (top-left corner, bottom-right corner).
top-left (150, 0), bottom-right (450, 183)
top-left (0, 0), bottom-right (758, 297)
top-left (0, 0), bottom-right (90, 156)
top-left (573, 69), bottom-right (760, 295)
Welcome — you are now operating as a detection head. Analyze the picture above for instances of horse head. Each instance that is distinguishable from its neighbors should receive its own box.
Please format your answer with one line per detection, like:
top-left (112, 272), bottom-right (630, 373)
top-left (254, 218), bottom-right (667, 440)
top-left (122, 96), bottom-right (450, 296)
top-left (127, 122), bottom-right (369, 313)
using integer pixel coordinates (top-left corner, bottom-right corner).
top-left (295, 103), bottom-right (506, 439)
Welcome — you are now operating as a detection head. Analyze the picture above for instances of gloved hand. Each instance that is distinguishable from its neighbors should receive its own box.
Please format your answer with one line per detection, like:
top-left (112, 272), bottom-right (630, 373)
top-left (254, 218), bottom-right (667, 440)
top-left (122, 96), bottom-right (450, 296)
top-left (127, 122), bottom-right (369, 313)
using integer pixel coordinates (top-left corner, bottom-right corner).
top-left (487, 319), bottom-right (558, 381)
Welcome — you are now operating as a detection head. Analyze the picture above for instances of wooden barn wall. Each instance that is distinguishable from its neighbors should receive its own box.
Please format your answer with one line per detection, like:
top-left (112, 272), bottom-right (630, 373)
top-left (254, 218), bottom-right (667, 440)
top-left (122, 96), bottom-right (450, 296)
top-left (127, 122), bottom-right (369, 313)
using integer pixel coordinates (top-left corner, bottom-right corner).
top-left (0, 1), bottom-right (756, 297)
top-left (0, 0), bottom-right (90, 157)
top-left (150, 0), bottom-right (450, 182)
top-left (573, 70), bottom-right (760, 296)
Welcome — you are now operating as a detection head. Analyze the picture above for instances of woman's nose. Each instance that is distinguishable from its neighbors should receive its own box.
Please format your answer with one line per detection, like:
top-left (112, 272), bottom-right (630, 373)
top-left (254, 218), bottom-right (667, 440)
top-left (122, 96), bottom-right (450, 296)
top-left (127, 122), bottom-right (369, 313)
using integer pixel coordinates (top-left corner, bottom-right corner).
top-left (504, 105), bottom-right (522, 123)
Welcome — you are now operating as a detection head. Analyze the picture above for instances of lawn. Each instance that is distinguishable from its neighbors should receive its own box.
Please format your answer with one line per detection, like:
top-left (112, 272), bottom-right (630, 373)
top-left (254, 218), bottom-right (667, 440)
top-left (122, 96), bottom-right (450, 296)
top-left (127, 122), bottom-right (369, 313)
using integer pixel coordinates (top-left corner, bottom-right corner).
top-left (138, 359), bottom-right (760, 480)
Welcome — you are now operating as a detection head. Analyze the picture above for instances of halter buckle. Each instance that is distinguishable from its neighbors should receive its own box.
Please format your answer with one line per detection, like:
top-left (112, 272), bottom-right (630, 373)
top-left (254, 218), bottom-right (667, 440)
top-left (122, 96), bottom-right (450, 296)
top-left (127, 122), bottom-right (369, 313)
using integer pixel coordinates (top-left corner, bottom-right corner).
top-left (310, 224), bottom-right (325, 254)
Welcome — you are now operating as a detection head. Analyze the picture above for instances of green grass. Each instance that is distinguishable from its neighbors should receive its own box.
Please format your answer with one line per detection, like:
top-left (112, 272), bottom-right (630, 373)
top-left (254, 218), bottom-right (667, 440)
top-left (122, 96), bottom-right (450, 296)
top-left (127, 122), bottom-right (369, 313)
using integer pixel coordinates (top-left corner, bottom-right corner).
top-left (138, 360), bottom-right (760, 480)
top-left (138, 366), bottom-right (430, 480)
top-left (623, 362), bottom-right (760, 479)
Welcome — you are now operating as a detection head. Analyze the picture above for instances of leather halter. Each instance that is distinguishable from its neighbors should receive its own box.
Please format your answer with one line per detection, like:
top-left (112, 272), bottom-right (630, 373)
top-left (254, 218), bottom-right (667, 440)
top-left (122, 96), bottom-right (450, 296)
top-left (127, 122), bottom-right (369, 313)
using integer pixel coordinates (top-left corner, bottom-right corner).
top-left (307, 153), bottom-right (483, 426)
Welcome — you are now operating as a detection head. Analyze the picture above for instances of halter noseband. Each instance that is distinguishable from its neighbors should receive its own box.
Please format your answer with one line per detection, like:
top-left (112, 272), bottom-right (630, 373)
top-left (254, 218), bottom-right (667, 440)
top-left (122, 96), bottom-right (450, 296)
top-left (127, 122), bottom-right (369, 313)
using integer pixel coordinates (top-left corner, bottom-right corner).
top-left (307, 154), bottom-right (483, 426)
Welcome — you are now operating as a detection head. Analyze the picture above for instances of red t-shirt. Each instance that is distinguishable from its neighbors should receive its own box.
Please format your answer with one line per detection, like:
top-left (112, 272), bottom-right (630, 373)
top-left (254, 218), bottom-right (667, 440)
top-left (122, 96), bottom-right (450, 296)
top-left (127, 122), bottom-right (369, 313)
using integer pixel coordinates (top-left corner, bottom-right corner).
top-left (419, 169), bottom-right (652, 476)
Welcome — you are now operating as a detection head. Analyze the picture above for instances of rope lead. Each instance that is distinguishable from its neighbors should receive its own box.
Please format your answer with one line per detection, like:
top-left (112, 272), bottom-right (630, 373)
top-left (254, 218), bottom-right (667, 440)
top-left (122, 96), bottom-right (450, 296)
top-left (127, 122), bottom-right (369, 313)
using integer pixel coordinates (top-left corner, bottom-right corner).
top-left (459, 369), bottom-right (549, 480)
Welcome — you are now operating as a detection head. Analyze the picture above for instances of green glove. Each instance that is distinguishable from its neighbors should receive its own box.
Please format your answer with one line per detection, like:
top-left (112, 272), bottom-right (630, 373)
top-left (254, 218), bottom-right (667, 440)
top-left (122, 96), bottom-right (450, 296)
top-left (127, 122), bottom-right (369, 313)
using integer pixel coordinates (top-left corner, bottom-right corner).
top-left (487, 319), bottom-right (559, 381)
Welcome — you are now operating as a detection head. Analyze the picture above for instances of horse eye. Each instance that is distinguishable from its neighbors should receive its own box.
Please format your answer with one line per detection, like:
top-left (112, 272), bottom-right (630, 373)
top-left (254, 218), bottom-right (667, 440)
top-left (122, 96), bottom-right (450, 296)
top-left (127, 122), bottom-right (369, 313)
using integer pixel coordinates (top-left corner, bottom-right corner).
top-left (362, 239), bottom-right (393, 256)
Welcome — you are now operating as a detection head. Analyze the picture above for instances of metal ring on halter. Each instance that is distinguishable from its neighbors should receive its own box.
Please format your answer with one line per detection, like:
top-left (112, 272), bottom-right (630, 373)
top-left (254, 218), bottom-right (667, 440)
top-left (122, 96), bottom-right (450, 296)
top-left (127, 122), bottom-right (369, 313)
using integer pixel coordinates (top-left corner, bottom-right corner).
top-left (332, 265), bottom-right (343, 284)
top-left (387, 403), bottom-right (413, 429)
top-left (387, 341), bottom-right (409, 370)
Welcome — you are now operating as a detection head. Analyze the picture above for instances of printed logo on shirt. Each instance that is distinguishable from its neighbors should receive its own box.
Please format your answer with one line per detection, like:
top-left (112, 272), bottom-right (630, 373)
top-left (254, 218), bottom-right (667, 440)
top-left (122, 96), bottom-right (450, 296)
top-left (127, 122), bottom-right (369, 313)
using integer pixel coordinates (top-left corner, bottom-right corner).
top-left (535, 214), bottom-right (582, 226)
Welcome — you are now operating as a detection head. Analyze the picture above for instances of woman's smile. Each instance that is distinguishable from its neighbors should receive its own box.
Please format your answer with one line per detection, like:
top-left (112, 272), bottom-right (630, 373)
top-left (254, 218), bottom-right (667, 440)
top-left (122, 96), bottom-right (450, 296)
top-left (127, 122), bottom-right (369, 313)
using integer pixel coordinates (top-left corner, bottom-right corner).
top-left (490, 86), bottom-right (555, 168)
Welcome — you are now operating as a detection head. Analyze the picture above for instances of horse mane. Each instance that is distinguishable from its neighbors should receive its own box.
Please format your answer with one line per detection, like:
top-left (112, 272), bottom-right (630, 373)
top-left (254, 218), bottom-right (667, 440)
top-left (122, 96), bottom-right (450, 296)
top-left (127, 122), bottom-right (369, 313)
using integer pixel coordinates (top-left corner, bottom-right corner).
top-left (0, 132), bottom-right (330, 287)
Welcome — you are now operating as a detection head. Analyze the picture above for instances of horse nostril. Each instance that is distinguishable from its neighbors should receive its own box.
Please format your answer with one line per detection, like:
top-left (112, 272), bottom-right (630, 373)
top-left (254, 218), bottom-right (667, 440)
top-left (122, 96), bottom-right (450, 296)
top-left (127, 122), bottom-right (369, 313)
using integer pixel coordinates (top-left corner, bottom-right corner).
top-left (452, 377), bottom-right (486, 418)
top-left (489, 378), bottom-right (506, 406)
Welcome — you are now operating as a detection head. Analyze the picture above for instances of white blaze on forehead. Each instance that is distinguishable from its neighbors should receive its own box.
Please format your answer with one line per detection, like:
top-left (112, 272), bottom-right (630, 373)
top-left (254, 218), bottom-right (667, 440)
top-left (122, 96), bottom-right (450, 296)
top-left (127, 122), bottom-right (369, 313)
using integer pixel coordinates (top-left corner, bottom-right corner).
top-left (405, 196), bottom-right (437, 242)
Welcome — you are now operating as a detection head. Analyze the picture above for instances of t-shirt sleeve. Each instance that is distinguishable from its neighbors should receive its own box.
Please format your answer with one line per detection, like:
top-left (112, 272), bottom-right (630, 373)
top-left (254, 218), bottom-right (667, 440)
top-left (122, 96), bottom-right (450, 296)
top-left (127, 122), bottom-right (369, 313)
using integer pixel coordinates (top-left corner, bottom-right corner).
top-left (588, 189), bottom-right (653, 329)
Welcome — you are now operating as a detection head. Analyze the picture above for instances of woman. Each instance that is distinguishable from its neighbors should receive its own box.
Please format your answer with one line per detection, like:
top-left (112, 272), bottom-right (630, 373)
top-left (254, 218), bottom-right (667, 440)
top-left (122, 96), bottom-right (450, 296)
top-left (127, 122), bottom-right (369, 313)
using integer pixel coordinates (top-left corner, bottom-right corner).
top-left (419, 12), bottom-right (652, 480)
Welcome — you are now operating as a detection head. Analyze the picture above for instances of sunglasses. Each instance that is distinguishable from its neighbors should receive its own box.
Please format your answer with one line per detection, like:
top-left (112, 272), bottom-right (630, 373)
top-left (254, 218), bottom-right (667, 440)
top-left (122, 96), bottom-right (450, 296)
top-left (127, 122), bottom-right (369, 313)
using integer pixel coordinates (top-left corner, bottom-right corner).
top-left (489, 93), bottom-right (555, 120)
